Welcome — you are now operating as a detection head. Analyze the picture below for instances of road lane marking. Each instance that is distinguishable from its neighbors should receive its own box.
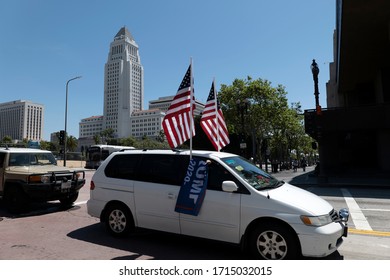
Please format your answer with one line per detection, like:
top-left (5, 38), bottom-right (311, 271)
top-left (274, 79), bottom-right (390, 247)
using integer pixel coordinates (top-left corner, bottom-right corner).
top-left (341, 188), bottom-right (372, 231)
top-left (360, 208), bottom-right (390, 212)
top-left (349, 228), bottom-right (390, 237)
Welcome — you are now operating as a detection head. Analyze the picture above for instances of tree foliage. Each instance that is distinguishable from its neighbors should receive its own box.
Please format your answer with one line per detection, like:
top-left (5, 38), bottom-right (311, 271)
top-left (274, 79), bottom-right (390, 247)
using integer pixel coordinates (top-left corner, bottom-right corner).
top-left (218, 76), bottom-right (315, 164)
top-left (2, 135), bottom-right (12, 143)
top-left (66, 135), bottom-right (78, 152)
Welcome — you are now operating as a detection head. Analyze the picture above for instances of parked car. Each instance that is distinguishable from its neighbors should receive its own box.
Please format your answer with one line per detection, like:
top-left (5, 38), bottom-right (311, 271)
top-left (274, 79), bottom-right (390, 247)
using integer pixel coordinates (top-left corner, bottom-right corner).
top-left (87, 149), bottom-right (348, 260)
top-left (0, 147), bottom-right (86, 213)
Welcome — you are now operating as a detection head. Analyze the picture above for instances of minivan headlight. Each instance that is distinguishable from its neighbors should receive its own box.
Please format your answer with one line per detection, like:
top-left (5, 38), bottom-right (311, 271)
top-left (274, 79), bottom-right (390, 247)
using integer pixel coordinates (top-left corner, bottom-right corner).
top-left (300, 214), bottom-right (333, 227)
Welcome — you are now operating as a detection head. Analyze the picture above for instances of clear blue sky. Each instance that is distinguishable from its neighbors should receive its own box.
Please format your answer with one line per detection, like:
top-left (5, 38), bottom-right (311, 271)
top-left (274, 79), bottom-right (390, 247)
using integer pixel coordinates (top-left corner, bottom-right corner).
top-left (0, 0), bottom-right (335, 141)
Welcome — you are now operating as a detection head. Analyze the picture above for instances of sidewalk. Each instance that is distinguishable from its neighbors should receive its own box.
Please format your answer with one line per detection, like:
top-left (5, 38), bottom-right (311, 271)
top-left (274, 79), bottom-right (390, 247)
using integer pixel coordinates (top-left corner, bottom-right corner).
top-left (271, 165), bottom-right (390, 188)
top-left (56, 160), bottom-right (86, 169)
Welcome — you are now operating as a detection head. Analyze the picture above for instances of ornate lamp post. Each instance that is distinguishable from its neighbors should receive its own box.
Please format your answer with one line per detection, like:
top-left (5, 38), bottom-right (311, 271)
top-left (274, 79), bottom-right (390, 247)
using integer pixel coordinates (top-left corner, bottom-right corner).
top-left (311, 59), bottom-right (321, 114)
top-left (310, 59), bottom-right (324, 177)
top-left (64, 76), bottom-right (82, 167)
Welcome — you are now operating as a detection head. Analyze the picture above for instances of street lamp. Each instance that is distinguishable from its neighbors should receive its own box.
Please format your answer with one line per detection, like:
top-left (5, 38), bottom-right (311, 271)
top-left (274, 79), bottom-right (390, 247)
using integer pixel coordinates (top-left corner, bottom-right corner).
top-left (64, 76), bottom-right (82, 167)
top-left (311, 59), bottom-right (321, 114)
top-left (310, 60), bottom-right (323, 176)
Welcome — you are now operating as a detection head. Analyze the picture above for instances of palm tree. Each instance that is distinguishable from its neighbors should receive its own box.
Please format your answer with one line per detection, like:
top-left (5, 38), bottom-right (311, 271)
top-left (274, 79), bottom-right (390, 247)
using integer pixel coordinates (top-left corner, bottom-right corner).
top-left (66, 135), bottom-right (78, 152)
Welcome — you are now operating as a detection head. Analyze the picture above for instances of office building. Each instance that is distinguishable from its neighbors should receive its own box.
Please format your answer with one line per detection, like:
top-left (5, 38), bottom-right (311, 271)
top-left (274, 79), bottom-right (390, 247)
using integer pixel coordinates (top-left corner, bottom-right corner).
top-left (79, 115), bottom-right (104, 138)
top-left (0, 100), bottom-right (44, 141)
top-left (149, 95), bottom-right (205, 116)
top-left (130, 109), bottom-right (165, 138)
top-left (305, 0), bottom-right (390, 174)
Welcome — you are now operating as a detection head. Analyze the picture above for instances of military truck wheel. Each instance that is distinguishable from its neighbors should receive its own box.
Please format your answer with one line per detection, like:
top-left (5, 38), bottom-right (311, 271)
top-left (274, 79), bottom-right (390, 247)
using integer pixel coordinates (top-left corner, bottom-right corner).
top-left (59, 192), bottom-right (79, 207)
top-left (5, 186), bottom-right (29, 213)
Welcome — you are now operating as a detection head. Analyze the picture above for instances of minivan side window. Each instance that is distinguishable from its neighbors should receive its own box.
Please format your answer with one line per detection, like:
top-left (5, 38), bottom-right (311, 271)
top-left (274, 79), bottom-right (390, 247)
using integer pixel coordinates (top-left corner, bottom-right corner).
top-left (104, 154), bottom-right (141, 180)
top-left (205, 158), bottom-right (248, 193)
top-left (136, 154), bottom-right (189, 186)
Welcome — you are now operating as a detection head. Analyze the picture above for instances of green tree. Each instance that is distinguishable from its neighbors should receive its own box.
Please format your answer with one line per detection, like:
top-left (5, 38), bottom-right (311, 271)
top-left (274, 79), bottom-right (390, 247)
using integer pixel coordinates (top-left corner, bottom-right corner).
top-left (219, 76), bottom-right (312, 164)
top-left (156, 130), bottom-right (166, 143)
top-left (120, 136), bottom-right (137, 147)
top-left (269, 102), bottom-right (305, 164)
top-left (93, 134), bottom-right (100, 144)
top-left (66, 135), bottom-right (78, 152)
top-left (134, 138), bottom-right (170, 149)
top-left (2, 135), bottom-right (12, 143)
top-left (120, 135), bottom-right (170, 150)
top-left (39, 140), bottom-right (51, 150)
top-left (100, 128), bottom-right (115, 144)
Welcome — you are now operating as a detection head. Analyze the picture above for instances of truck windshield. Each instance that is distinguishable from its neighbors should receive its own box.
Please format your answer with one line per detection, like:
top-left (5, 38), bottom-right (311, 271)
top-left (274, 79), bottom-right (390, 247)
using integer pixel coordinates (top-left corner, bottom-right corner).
top-left (221, 156), bottom-right (281, 190)
top-left (9, 152), bottom-right (57, 166)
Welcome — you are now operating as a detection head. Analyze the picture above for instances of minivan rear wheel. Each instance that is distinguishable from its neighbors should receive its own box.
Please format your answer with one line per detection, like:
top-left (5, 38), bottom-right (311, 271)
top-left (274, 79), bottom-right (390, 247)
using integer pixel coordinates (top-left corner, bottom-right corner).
top-left (249, 222), bottom-right (298, 260)
top-left (104, 203), bottom-right (133, 237)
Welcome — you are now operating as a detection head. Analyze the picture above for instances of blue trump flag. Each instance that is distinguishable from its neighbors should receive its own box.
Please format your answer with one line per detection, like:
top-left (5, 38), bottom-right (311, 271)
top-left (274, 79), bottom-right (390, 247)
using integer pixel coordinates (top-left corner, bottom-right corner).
top-left (175, 157), bottom-right (209, 216)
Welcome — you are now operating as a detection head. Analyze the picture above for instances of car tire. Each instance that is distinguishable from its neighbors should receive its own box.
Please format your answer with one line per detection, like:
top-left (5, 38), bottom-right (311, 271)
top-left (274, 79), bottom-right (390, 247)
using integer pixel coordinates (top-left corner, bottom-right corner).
top-left (104, 203), bottom-right (134, 237)
top-left (249, 222), bottom-right (299, 260)
top-left (59, 192), bottom-right (79, 207)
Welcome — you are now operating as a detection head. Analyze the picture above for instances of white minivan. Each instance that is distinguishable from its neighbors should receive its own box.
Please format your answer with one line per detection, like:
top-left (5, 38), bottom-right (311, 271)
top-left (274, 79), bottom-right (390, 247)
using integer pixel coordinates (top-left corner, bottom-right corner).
top-left (87, 149), bottom-right (348, 260)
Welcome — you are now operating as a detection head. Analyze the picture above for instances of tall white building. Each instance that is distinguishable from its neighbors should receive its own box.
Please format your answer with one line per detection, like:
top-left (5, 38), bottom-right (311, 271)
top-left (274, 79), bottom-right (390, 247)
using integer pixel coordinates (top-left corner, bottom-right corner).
top-left (78, 27), bottom-right (206, 144)
top-left (0, 100), bottom-right (44, 141)
top-left (103, 26), bottom-right (144, 138)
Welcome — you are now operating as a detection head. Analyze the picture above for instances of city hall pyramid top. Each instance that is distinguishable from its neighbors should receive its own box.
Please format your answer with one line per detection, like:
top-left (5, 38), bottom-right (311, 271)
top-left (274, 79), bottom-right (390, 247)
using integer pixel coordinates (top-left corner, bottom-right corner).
top-left (115, 26), bottom-right (134, 41)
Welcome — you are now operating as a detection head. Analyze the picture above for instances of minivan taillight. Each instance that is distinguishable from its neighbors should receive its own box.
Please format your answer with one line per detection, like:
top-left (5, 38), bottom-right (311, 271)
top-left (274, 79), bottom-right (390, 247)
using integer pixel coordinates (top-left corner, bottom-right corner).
top-left (90, 180), bottom-right (95, 190)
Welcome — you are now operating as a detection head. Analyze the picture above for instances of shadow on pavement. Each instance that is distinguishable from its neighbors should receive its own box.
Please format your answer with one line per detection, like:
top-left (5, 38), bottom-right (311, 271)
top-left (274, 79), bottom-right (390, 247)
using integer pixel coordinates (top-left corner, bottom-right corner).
top-left (67, 223), bottom-right (246, 260)
top-left (67, 223), bottom-right (344, 260)
top-left (286, 171), bottom-right (390, 200)
top-left (0, 199), bottom-right (80, 219)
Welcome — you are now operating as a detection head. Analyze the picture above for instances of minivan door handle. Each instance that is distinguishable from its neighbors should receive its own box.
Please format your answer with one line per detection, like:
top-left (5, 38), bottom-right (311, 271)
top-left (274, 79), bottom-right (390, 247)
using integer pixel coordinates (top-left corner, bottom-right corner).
top-left (168, 193), bottom-right (175, 199)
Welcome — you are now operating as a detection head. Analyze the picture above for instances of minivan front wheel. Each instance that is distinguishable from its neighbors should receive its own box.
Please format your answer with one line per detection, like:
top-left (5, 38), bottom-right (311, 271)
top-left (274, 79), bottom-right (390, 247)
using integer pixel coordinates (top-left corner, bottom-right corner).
top-left (105, 203), bottom-right (133, 237)
top-left (249, 223), bottom-right (298, 260)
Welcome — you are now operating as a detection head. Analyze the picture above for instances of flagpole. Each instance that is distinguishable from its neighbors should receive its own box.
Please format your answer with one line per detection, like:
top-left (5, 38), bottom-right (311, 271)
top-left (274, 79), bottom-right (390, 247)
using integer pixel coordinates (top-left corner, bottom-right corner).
top-left (213, 78), bottom-right (220, 152)
top-left (190, 58), bottom-right (194, 159)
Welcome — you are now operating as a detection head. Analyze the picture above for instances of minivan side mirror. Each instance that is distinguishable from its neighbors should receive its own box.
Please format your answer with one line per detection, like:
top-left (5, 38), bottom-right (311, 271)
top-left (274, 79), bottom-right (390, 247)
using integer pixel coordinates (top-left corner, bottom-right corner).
top-left (222, 181), bottom-right (238, 193)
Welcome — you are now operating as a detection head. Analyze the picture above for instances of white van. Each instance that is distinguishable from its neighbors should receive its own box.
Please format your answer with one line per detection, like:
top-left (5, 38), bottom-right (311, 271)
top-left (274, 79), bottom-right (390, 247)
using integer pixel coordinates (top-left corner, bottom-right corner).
top-left (87, 149), bottom-right (348, 260)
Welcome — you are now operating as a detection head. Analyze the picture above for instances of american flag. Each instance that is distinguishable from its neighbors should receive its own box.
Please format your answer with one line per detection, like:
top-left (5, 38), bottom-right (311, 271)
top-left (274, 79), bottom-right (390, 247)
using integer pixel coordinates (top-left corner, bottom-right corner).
top-left (162, 64), bottom-right (195, 149)
top-left (200, 81), bottom-right (230, 151)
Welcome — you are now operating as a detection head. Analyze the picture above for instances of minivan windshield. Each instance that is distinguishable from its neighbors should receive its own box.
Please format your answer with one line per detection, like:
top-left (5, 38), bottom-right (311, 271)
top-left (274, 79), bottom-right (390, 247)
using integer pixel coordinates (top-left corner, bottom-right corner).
top-left (221, 156), bottom-right (281, 190)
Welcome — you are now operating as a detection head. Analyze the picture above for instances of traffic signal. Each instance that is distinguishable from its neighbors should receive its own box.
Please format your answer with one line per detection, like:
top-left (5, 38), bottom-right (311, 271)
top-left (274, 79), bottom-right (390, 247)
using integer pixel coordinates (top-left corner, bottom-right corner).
top-left (59, 130), bottom-right (65, 145)
top-left (304, 111), bottom-right (316, 137)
